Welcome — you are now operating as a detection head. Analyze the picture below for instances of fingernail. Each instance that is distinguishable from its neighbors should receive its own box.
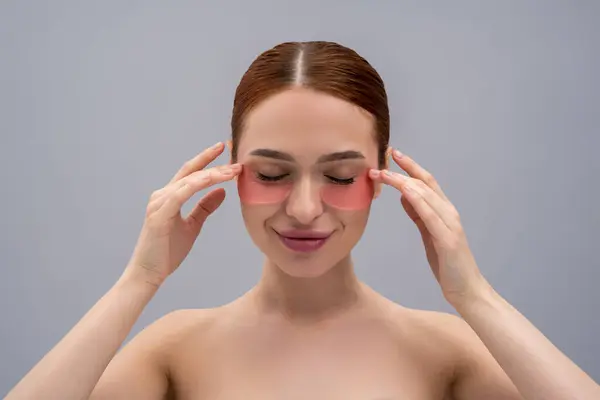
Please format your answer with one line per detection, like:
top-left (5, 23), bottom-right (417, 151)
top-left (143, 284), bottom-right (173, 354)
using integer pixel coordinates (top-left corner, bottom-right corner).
top-left (369, 169), bottom-right (381, 179)
top-left (221, 167), bottom-right (233, 175)
top-left (230, 163), bottom-right (242, 171)
top-left (212, 142), bottom-right (223, 149)
top-left (384, 169), bottom-right (394, 176)
top-left (394, 149), bottom-right (403, 158)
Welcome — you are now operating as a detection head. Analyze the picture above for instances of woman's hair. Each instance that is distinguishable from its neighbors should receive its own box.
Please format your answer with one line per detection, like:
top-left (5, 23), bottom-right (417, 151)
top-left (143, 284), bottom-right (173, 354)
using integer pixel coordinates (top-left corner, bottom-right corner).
top-left (230, 41), bottom-right (390, 168)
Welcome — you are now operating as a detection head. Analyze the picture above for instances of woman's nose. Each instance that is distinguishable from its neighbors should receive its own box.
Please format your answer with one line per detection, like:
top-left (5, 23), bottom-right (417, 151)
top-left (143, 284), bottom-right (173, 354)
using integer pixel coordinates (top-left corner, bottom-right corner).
top-left (285, 178), bottom-right (324, 225)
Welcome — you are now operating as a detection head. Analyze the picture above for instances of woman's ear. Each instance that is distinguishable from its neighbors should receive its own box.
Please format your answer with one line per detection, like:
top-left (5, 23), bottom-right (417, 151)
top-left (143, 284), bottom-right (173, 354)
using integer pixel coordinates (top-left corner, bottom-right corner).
top-left (373, 183), bottom-right (383, 200)
top-left (226, 140), bottom-right (233, 164)
top-left (226, 139), bottom-right (239, 181)
top-left (384, 145), bottom-right (392, 170)
top-left (373, 146), bottom-right (393, 199)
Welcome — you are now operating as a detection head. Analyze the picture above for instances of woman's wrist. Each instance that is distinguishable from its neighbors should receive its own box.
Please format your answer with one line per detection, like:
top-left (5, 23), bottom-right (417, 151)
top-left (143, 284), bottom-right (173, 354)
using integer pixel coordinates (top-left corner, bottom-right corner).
top-left (446, 276), bottom-right (499, 315)
top-left (118, 264), bottom-right (165, 294)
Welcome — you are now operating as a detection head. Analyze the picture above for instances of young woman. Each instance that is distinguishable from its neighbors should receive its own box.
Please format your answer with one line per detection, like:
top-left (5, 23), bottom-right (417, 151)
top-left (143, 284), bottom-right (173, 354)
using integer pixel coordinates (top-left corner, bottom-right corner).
top-left (7, 41), bottom-right (599, 400)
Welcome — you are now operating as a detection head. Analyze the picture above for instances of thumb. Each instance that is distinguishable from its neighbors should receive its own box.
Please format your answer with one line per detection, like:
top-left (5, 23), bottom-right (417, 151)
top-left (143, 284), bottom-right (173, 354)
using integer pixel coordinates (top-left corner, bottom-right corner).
top-left (186, 188), bottom-right (226, 230)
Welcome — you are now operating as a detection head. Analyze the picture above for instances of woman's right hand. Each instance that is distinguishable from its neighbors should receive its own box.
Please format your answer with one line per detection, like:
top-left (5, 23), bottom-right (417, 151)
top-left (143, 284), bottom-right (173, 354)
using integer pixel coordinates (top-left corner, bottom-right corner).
top-left (123, 142), bottom-right (241, 287)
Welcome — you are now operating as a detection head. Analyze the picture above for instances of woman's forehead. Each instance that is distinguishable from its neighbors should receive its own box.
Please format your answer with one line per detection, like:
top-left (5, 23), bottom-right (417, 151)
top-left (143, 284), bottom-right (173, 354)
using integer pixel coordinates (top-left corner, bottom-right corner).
top-left (237, 131), bottom-right (378, 168)
top-left (237, 89), bottom-right (378, 163)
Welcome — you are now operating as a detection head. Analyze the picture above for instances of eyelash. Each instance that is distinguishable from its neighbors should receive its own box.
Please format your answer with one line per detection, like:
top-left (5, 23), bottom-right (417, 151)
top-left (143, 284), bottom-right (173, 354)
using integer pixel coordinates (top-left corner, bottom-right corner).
top-left (256, 173), bottom-right (289, 182)
top-left (326, 175), bottom-right (355, 185)
top-left (255, 173), bottom-right (355, 185)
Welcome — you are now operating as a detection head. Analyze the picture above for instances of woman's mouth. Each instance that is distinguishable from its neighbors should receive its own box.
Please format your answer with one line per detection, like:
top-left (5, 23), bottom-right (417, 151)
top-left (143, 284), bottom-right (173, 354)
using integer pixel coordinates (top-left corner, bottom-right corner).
top-left (275, 230), bottom-right (332, 253)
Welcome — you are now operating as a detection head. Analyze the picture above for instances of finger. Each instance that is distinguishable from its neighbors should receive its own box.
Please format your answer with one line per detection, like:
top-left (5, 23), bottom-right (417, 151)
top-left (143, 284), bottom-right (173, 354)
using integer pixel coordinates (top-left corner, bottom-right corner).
top-left (371, 169), bottom-right (411, 194)
top-left (407, 178), bottom-right (461, 230)
top-left (374, 169), bottom-right (451, 237)
top-left (169, 142), bottom-right (225, 184)
top-left (401, 195), bottom-right (434, 262)
top-left (186, 188), bottom-right (226, 230)
top-left (380, 170), bottom-right (459, 230)
top-left (159, 164), bottom-right (241, 218)
top-left (153, 164), bottom-right (235, 208)
top-left (401, 194), bottom-right (431, 239)
top-left (400, 194), bottom-right (420, 223)
top-left (391, 149), bottom-right (448, 201)
top-left (399, 179), bottom-right (449, 241)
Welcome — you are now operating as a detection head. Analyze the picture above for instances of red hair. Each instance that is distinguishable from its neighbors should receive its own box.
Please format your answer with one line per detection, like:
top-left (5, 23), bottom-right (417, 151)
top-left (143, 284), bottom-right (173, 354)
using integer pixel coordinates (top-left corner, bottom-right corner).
top-left (230, 41), bottom-right (390, 168)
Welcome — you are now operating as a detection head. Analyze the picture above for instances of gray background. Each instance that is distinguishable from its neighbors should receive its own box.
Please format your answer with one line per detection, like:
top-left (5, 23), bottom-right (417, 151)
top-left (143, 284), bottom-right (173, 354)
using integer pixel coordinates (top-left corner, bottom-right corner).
top-left (1, 0), bottom-right (599, 394)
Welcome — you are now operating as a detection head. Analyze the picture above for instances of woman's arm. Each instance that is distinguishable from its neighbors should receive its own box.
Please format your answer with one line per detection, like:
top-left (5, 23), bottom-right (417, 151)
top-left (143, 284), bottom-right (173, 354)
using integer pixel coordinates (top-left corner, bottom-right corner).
top-left (452, 284), bottom-right (600, 400)
top-left (5, 272), bottom-right (162, 400)
top-left (372, 149), bottom-right (599, 399)
top-left (5, 142), bottom-right (241, 399)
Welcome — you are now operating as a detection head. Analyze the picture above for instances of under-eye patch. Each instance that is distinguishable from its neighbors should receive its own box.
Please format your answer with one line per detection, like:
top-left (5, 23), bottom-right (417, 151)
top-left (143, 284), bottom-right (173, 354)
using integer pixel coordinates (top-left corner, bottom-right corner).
top-left (237, 167), bottom-right (293, 205)
top-left (237, 165), bottom-right (374, 210)
top-left (320, 169), bottom-right (374, 210)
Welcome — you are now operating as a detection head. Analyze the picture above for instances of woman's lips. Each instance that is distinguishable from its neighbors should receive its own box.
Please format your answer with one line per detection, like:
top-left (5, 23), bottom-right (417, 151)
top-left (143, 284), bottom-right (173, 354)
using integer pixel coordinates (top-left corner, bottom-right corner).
top-left (275, 230), bottom-right (332, 253)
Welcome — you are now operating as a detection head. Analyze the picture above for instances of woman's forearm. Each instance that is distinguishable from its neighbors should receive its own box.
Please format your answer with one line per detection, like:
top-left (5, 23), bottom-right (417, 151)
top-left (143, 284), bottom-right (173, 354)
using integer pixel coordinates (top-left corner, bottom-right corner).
top-left (453, 284), bottom-right (600, 400)
top-left (6, 269), bottom-right (158, 400)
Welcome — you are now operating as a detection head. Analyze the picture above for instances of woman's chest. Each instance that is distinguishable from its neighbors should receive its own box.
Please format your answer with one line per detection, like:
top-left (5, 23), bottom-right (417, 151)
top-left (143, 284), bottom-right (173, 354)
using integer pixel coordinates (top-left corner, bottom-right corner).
top-left (169, 323), bottom-right (453, 400)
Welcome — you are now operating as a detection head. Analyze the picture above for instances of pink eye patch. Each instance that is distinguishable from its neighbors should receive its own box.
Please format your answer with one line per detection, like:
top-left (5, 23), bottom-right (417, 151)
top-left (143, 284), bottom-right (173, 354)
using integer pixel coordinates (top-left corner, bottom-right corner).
top-left (237, 166), bottom-right (374, 210)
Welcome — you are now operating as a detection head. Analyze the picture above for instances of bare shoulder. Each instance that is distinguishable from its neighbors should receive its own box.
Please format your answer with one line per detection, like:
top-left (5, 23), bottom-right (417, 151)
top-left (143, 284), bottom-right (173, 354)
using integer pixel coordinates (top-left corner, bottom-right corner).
top-left (405, 308), bottom-right (476, 340)
top-left (398, 307), bottom-right (520, 398)
top-left (144, 308), bottom-right (217, 341)
top-left (140, 307), bottom-right (222, 357)
top-left (108, 307), bottom-right (223, 375)
top-left (371, 294), bottom-right (473, 344)
top-left (373, 301), bottom-right (484, 370)
top-left (91, 308), bottom-right (222, 399)
top-left (400, 307), bottom-right (484, 359)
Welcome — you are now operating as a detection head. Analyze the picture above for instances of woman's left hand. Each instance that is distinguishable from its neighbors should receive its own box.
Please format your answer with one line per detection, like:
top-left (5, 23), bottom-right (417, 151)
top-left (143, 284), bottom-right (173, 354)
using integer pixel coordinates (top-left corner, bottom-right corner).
top-left (369, 149), bottom-right (490, 306)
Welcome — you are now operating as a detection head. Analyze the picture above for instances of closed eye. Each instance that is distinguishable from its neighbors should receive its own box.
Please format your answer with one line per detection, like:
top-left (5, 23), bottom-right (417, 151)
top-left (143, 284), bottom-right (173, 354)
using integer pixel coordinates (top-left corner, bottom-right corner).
top-left (325, 175), bottom-right (355, 185)
top-left (256, 172), bottom-right (289, 182)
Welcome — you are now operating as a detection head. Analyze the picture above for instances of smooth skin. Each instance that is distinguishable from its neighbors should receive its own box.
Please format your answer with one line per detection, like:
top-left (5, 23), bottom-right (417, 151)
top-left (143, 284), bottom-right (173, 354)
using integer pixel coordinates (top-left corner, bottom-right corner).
top-left (373, 152), bottom-right (600, 399)
top-left (6, 143), bottom-right (242, 399)
top-left (7, 96), bottom-right (600, 399)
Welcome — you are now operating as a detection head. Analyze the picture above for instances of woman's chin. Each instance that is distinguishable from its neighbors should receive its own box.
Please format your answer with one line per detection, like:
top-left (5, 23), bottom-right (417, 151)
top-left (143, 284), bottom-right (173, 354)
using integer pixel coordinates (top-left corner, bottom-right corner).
top-left (265, 252), bottom-right (346, 279)
top-left (254, 236), bottom-right (352, 278)
top-left (277, 264), bottom-right (332, 279)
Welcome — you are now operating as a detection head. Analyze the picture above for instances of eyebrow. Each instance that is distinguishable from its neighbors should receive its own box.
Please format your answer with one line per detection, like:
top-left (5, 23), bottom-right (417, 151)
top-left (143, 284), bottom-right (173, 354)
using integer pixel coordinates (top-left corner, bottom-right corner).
top-left (249, 149), bottom-right (365, 163)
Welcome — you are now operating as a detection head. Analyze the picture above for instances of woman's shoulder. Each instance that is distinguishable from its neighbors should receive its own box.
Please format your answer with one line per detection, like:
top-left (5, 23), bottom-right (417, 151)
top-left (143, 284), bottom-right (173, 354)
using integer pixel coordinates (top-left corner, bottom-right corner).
top-left (368, 293), bottom-right (472, 346)
top-left (135, 307), bottom-right (224, 356)
top-left (389, 305), bottom-right (482, 362)
top-left (404, 307), bottom-right (470, 335)
top-left (370, 293), bottom-right (467, 335)
top-left (152, 305), bottom-right (226, 334)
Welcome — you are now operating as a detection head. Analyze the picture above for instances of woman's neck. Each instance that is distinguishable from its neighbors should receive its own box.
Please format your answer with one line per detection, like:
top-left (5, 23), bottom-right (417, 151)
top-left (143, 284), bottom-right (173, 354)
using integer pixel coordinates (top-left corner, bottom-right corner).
top-left (251, 255), bottom-right (367, 323)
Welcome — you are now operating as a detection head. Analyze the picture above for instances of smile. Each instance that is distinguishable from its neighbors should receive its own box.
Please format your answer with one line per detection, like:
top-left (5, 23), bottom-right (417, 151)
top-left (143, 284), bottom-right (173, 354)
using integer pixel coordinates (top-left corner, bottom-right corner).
top-left (274, 229), bottom-right (332, 253)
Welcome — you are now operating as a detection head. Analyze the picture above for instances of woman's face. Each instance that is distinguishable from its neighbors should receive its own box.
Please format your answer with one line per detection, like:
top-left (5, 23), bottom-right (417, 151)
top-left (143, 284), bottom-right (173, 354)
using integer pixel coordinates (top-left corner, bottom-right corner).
top-left (235, 87), bottom-right (381, 278)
